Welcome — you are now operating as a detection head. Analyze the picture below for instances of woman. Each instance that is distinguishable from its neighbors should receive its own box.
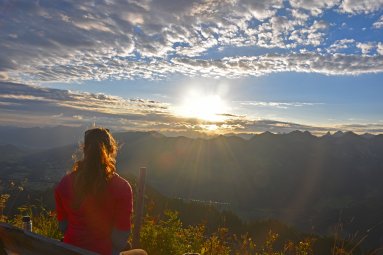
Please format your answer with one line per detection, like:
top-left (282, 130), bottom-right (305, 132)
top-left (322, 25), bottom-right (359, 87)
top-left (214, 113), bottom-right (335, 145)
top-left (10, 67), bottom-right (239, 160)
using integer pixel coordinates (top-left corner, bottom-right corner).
top-left (55, 128), bottom-right (147, 255)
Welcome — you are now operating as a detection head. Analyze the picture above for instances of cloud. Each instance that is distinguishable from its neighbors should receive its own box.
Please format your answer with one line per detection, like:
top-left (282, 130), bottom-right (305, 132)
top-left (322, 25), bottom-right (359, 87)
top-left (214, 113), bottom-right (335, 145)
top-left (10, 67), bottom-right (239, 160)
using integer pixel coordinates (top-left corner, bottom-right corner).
top-left (0, 0), bottom-right (382, 82)
top-left (377, 43), bottom-right (383, 55)
top-left (1, 81), bottom-right (382, 135)
top-left (4, 51), bottom-right (382, 82)
top-left (356, 42), bottom-right (375, 55)
top-left (289, 0), bottom-right (340, 16)
top-left (241, 0), bottom-right (284, 20)
top-left (373, 15), bottom-right (383, 29)
top-left (288, 20), bottom-right (329, 47)
top-left (337, 123), bottom-right (383, 133)
top-left (239, 101), bottom-right (322, 109)
top-left (327, 39), bottom-right (355, 53)
top-left (172, 53), bottom-right (383, 77)
top-left (340, 0), bottom-right (383, 14)
top-left (218, 119), bottom-right (329, 134)
top-left (288, 0), bottom-right (383, 15)
top-left (0, 81), bottom-right (171, 127)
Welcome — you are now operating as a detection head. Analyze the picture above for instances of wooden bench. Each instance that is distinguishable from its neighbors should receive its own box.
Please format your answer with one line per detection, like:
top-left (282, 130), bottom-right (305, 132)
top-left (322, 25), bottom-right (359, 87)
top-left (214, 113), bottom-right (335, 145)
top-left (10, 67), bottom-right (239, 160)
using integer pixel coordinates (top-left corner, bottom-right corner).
top-left (0, 222), bottom-right (97, 255)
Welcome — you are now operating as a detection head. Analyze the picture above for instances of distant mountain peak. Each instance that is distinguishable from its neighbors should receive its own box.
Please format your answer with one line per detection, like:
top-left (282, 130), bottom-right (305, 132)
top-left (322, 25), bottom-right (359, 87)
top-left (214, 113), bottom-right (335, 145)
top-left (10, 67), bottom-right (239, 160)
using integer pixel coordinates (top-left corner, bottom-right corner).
top-left (289, 130), bottom-right (313, 136)
top-left (333, 131), bottom-right (345, 137)
top-left (260, 131), bottom-right (275, 136)
top-left (343, 131), bottom-right (357, 136)
top-left (147, 130), bottom-right (165, 138)
top-left (362, 133), bottom-right (375, 139)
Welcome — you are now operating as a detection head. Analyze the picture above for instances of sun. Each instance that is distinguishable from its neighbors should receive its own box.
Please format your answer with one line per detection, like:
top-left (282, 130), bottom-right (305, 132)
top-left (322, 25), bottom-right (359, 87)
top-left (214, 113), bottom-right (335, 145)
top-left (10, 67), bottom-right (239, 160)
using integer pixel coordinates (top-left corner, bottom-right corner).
top-left (174, 91), bottom-right (228, 122)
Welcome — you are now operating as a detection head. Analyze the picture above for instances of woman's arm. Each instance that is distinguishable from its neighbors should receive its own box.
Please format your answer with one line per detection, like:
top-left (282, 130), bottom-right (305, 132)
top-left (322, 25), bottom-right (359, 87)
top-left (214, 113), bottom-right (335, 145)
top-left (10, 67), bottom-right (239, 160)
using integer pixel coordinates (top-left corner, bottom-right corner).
top-left (54, 183), bottom-right (68, 235)
top-left (111, 228), bottom-right (131, 253)
top-left (112, 178), bottom-right (134, 253)
top-left (58, 220), bottom-right (68, 234)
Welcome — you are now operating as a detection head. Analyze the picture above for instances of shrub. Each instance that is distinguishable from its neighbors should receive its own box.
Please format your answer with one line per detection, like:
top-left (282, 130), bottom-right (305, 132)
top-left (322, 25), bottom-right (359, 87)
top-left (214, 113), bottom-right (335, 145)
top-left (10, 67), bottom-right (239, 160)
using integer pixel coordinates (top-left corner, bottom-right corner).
top-left (140, 210), bottom-right (210, 255)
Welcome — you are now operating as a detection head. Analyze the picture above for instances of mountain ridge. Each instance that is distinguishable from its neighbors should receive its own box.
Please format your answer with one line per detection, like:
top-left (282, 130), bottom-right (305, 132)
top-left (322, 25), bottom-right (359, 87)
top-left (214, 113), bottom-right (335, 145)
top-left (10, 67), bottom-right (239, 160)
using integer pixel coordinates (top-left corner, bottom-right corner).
top-left (1, 125), bottom-right (381, 150)
top-left (1, 125), bottom-right (383, 248)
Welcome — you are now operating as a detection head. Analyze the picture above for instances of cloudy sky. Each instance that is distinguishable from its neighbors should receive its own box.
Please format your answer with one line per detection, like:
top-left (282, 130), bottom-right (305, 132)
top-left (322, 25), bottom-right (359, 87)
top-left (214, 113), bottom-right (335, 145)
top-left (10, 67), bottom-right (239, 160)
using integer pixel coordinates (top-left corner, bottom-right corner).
top-left (1, 0), bottom-right (383, 135)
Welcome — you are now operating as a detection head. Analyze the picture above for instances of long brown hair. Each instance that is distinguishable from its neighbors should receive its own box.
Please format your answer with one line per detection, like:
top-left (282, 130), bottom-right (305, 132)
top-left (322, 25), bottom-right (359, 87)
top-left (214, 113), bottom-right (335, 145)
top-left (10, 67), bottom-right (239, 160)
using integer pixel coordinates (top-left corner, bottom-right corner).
top-left (72, 128), bottom-right (117, 207)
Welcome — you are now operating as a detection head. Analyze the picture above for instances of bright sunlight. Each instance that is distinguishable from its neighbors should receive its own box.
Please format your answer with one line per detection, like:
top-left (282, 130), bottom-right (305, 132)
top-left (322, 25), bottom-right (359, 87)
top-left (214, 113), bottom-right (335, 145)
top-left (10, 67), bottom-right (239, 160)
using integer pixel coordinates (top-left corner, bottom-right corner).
top-left (174, 91), bottom-right (229, 122)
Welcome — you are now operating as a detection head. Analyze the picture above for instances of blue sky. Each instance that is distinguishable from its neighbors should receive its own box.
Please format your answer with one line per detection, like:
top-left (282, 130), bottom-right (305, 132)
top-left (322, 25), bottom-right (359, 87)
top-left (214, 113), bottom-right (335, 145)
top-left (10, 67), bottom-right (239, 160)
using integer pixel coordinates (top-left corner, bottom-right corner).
top-left (1, 0), bottom-right (383, 135)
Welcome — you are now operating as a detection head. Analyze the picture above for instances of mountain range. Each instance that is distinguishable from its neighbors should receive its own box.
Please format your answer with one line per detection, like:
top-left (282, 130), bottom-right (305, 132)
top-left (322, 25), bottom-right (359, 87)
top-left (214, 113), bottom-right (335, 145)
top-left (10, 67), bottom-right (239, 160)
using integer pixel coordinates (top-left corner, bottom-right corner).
top-left (0, 126), bottom-right (382, 249)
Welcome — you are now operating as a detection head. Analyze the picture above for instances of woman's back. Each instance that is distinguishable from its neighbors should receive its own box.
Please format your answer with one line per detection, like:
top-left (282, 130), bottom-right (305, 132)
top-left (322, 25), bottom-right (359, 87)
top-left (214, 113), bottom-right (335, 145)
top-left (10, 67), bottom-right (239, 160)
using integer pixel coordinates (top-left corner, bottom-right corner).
top-left (54, 128), bottom-right (135, 255)
top-left (55, 172), bottom-right (133, 255)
